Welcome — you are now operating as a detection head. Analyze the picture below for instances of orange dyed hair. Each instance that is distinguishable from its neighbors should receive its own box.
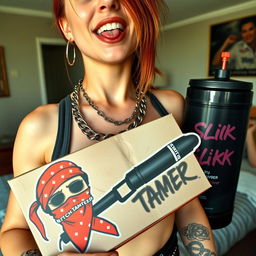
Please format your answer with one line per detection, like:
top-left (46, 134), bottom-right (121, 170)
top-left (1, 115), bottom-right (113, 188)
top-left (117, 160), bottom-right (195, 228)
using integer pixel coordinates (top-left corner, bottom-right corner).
top-left (53, 0), bottom-right (166, 93)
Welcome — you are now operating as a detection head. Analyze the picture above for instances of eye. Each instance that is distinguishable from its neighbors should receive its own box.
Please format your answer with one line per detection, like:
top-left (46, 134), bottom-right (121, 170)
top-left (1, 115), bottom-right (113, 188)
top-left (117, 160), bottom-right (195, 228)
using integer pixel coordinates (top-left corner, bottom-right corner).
top-left (49, 191), bottom-right (65, 207)
top-left (68, 180), bottom-right (84, 193)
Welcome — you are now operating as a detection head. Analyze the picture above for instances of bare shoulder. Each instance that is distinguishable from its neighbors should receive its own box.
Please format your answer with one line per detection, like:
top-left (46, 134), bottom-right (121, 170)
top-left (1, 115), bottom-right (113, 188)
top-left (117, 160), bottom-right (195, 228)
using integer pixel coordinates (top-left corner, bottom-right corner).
top-left (13, 104), bottom-right (59, 175)
top-left (150, 88), bottom-right (185, 126)
top-left (18, 104), bottom-right (58, 135)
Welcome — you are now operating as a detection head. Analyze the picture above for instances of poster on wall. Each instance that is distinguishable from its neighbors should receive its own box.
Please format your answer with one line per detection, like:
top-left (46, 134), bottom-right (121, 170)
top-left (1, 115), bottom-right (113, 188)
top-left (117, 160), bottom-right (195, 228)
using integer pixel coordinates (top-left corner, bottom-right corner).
top-left (208, 14), bottom-right (256, 76)
top-left (0, 46), bottom-right (9, 97)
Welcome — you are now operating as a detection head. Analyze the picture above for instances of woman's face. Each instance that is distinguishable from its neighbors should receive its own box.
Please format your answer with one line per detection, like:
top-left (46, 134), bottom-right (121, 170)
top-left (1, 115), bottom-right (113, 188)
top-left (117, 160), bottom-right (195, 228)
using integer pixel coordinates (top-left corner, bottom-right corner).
top-left (60, 0), bottom-right (137, 65)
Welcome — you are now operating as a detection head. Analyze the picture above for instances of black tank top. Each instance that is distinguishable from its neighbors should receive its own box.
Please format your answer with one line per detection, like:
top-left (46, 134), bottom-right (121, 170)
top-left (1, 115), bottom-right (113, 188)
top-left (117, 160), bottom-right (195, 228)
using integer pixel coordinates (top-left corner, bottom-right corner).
top-left (51, 91), bottom-right (169, 161)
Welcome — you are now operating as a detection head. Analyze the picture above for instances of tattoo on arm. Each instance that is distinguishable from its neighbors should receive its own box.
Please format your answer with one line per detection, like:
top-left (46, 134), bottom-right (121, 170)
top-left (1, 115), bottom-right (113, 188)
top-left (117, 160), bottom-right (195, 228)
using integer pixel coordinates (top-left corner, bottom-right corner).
top-left (180, 223), bottom-right (210, 241)
top-left (180, 223), bottom-right (216, 256)
top-left (186, 241), bottom-right (216, 256)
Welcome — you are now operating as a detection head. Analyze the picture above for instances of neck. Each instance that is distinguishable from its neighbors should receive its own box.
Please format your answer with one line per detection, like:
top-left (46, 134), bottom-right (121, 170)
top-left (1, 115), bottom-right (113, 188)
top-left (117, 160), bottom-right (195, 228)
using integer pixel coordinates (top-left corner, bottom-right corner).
top-left (81, 57), bottom-right (135, 104)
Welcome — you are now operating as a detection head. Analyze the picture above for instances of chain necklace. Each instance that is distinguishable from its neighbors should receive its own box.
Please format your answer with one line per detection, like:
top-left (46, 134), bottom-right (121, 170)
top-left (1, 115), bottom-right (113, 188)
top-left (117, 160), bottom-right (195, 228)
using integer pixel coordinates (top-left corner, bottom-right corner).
top-left (80, 83), bottom-right (141, 126)
top-left (70, 81), bottom-right (147, 141)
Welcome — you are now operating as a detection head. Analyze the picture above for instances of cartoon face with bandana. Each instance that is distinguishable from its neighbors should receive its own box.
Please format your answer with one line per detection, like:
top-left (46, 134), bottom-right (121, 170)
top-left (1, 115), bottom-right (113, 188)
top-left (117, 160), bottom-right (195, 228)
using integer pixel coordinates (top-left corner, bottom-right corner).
top-left (29, 160), bottom-right (119, 253)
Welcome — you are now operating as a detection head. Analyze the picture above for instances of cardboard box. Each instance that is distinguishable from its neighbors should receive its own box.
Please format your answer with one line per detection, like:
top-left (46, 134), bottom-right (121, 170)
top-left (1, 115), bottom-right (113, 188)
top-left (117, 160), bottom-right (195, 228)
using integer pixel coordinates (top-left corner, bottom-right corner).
top-left (9, 115), bottom-right (211, 256)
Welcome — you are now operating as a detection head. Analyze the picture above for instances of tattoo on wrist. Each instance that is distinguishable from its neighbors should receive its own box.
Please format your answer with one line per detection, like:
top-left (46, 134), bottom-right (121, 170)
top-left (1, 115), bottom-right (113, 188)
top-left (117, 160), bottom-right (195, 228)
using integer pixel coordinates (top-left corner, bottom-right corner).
top-left (186, 241), bottom-right (216, 256)
top-left (21, 249), bottom-right (42, 256)
top-left (181, 223), bottom-right (210, 241)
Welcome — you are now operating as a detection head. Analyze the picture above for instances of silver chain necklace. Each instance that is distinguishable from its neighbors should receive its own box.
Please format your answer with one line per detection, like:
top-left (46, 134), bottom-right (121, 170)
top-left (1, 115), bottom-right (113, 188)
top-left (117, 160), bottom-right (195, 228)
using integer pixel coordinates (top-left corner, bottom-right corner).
top-left (70, 81), bottom-right (147, 141)
top-left (80, 83), bottom-right (141, 126)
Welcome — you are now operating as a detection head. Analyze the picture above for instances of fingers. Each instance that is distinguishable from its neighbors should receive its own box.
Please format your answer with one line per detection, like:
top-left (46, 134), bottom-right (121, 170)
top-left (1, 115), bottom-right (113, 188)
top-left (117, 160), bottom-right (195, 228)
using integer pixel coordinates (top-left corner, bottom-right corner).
top-left (227, 34), bottom-right (237, 42)
top-left (58, 251), bottom-right (118, 256)
top-left (224, 34), bottom-right (238, 45)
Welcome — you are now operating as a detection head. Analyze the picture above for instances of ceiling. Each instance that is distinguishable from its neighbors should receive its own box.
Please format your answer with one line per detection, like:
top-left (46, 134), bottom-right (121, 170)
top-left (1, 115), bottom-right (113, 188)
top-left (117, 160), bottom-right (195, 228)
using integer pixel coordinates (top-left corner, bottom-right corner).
top-left (0, 0), bottom-right (254, 25)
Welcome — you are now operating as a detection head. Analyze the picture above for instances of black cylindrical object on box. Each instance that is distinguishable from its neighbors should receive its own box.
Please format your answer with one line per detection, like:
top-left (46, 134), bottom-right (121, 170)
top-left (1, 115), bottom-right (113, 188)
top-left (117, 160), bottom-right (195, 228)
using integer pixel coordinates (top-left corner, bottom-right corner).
top-left (183, 53), bottom-right (253, 229)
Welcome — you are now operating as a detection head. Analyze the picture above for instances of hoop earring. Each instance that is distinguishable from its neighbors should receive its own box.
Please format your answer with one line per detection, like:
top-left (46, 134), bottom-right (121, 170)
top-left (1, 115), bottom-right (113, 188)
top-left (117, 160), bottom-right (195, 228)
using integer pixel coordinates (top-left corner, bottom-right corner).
top-left (66, 40), bottom-right (76, 66)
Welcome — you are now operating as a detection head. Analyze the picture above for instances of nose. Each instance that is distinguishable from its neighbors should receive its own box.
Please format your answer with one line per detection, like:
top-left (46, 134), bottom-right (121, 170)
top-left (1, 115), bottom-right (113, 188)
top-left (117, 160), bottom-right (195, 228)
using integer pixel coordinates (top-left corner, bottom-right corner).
top-left (98, 0), bottom-right (120, 12)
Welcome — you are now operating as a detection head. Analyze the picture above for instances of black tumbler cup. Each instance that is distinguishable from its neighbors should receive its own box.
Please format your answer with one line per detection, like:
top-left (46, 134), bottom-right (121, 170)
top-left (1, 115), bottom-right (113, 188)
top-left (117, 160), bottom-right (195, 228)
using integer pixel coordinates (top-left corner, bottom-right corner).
top-left (182, 53), bottom-right (253, 229)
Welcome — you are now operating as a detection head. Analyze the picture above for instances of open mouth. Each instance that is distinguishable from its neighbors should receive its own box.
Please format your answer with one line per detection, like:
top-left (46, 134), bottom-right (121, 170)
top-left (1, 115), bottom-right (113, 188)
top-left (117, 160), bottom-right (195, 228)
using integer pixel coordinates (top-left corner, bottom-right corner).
top-left (93, 17), bottom-right (127, 43)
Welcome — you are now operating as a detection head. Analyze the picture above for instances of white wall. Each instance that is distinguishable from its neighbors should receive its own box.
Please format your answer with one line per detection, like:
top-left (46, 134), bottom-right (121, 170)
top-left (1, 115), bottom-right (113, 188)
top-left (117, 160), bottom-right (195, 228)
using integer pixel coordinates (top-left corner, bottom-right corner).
top-left (157, 2), bottom-right (256, 105)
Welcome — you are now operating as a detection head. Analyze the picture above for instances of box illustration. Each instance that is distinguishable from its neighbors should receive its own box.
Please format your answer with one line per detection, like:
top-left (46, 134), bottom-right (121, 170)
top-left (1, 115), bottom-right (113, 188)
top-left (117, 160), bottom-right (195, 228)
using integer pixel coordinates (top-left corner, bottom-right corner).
top-left (9, 115), bottom-right (211, 256)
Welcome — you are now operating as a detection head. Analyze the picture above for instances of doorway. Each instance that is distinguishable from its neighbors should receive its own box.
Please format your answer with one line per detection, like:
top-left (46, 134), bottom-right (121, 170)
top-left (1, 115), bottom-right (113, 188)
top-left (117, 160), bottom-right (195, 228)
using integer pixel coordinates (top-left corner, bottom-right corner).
top-left (36, 38), bottom-right (83, 104)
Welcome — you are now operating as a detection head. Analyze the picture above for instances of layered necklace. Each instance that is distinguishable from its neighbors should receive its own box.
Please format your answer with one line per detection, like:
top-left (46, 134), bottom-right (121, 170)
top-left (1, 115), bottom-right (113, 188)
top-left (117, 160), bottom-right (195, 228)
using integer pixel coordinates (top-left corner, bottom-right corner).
top-left (70, 80), bottom-right (147, 141)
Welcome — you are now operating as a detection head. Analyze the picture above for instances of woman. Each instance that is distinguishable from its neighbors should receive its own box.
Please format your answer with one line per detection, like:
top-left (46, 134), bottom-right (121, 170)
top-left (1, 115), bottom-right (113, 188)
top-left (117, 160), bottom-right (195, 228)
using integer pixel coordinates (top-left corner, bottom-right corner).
top-left (0, 0), bottom-right (217, 255)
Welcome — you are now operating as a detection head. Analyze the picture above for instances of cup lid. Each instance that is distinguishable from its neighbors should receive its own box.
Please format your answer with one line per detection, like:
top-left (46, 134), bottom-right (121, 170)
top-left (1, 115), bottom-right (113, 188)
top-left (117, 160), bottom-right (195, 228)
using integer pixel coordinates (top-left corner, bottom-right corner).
top-left (189, 78), bottom-right (253, 91)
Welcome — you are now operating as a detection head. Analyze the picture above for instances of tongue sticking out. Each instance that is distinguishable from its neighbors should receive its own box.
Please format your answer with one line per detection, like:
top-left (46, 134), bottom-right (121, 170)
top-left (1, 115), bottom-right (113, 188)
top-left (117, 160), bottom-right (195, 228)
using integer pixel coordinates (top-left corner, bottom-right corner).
top-left (101, 29), bottom-right (121, 39)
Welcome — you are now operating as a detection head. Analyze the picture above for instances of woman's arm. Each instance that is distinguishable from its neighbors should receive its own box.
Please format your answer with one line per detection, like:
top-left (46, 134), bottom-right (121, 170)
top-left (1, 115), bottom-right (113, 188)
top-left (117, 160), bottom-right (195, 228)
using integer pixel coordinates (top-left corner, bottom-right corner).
top-left (175, 198), bottom-right (217, 255)
top-left (0, 105), bottom-right (57, 256)
top-left (246, 122), bottom-right (256, 168)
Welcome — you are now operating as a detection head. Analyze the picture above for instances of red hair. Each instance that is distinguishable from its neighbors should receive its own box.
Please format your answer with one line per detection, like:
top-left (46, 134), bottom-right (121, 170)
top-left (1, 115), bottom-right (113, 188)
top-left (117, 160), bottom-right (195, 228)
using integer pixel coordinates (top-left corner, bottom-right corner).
top-left (53, 0), bottom-right (166, 94)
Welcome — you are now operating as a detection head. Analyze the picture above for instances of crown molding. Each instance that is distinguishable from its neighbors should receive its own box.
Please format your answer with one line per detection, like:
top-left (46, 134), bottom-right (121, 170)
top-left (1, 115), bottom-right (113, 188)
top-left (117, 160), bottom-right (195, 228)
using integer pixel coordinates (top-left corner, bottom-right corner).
top-left (162, 0), bottom-right (256, 31)
top-left (0, 5), bottom-right (52, 18)
top-left (1, 1), bottom-right (255, 26)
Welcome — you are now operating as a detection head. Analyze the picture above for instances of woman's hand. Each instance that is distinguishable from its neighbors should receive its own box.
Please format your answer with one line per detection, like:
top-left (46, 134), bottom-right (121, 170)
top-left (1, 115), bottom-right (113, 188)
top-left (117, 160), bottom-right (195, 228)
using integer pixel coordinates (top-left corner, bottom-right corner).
top-left (58, 251), bottom-right (118, 256)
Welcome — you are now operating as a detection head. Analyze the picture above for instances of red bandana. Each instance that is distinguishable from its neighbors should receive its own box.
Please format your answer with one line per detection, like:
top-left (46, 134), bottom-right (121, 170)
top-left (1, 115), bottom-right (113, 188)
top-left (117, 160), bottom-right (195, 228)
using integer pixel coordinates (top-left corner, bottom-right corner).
top-left (29, 160), bottom-right (119, 252)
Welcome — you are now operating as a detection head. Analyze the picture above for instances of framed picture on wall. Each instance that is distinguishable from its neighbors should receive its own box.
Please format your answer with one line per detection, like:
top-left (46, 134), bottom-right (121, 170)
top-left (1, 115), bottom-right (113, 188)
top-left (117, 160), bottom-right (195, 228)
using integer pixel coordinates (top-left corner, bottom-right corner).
top-left (208, 14), bottom-right (256, 77)
top-left (0, 46), bottom-right (9, 97)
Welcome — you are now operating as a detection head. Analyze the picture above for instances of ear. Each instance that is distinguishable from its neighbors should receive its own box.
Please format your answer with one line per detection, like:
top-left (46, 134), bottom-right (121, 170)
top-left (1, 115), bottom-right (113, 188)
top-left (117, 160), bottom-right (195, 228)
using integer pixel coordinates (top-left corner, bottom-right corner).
top-left (58, 17), bottom-right (74, 41)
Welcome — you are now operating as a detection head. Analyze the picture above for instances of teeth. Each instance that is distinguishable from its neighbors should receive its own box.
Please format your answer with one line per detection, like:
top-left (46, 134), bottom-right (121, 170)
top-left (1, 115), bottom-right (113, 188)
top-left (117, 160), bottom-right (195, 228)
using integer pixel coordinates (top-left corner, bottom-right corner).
top-left (97, 22), bottom-right (124, 35)
top-left (106, 24), bottom-right (111, 31)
